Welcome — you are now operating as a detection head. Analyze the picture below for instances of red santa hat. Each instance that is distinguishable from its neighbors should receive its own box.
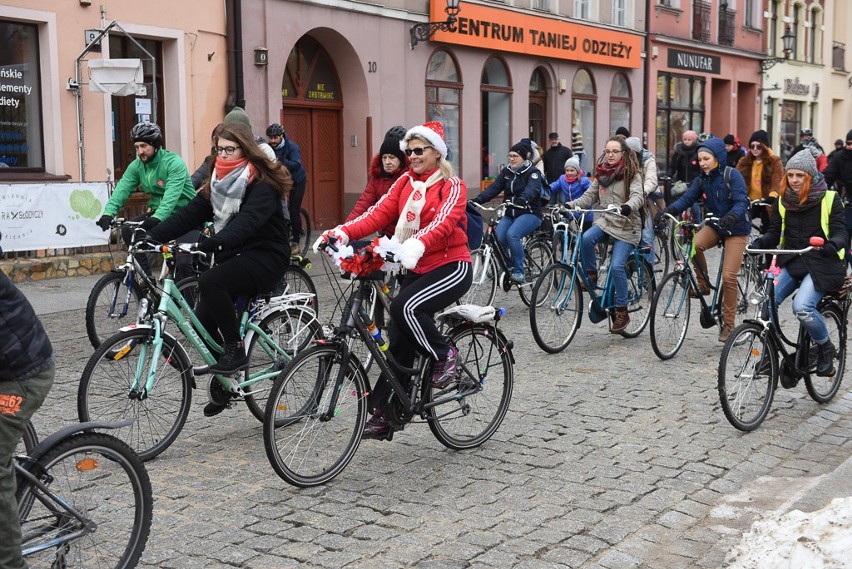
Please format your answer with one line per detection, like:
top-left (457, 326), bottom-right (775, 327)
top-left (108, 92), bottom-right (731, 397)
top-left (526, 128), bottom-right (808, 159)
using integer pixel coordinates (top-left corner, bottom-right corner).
top-left (401, 121), bottom-right (448, 159)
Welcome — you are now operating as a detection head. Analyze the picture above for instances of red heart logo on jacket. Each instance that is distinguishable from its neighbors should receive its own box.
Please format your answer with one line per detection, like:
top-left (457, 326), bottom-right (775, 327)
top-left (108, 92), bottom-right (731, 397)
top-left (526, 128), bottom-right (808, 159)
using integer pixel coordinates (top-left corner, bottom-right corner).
top-left (413, 190), bottom-right (422, 200)
top-left (406, 211), bottom-right (416, 222)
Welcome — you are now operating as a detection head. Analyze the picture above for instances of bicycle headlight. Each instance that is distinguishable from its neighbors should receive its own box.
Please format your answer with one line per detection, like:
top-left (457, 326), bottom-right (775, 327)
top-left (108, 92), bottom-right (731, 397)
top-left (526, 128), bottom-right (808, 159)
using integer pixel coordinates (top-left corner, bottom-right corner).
top-left (748, 290), bottom-right (765, 306)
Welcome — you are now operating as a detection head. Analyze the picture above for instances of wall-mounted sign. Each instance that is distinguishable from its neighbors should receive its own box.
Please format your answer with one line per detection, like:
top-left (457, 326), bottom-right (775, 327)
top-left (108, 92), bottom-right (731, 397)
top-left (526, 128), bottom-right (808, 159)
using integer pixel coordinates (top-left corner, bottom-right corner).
top-left (430, 3), bottom-right (642, 69)
top-left (667, 48), bottom-right (721, 74)
top-left (783, 77), bottom-right (818, 96)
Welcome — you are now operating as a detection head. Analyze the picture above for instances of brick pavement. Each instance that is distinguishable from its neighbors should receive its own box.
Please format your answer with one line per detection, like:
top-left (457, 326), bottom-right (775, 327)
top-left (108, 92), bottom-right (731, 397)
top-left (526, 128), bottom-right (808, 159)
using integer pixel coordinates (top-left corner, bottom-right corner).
top-left (26, 263), bottom-right (852, 568)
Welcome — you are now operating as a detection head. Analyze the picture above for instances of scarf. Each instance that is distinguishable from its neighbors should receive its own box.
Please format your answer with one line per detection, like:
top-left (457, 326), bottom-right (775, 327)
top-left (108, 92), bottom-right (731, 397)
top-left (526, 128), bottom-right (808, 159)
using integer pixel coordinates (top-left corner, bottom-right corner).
top-left (563, 172), bottom-right (579, 184)
top-left (595, 158), bottom-right (625, 187)
top-left (780, 178), bottom-right (826, 213)
top-left (394, 168), bottom-right (444, 242)
top-left (210, 157), bottom-right (253, 233)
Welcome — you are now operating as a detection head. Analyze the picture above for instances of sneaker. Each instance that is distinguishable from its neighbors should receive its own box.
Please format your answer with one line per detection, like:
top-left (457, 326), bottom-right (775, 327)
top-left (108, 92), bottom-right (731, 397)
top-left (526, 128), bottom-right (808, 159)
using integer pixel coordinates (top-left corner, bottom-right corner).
top-left (207, 341), bottom-right (249, 375)
top-left (689, 283), bottom-right (711, 298)
top-left (362, 409), bottom-right (391, 440)
top-left (611, 307), bottom-right (630, 334)
top-left (431, 346), bottom-right (459, 388)
top-left (203, 401), bottom-right (229, 417)
top-left (509, 272), bottom-right (525, 284)
top-left (718, 325), bottom-right (733, 343)
top-left (816, 340), bottom-right (837, 377)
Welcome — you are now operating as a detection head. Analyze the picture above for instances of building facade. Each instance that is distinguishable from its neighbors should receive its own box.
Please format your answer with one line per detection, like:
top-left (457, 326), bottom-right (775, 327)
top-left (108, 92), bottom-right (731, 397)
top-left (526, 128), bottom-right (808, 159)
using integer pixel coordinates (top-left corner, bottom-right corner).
top-left (237, 0), bottom-right (647, 230)
top-left (648, 0), bottom-right (765, 171)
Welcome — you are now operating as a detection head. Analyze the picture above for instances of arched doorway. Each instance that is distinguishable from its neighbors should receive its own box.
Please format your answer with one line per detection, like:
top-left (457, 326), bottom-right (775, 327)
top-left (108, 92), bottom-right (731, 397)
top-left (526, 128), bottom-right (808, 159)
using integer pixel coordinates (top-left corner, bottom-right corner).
top-left (279, 36), bottom-right (343, 230)
top-left (528, 68), bottom-right (548, 150)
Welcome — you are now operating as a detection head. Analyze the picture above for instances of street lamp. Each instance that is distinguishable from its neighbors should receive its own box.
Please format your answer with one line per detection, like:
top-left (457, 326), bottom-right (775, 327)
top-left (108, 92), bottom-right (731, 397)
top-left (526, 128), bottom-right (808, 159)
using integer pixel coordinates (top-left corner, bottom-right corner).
top-left (410, 0), bottom-right (461, 50)
top-left (761, 26), bottom-right (796, 70)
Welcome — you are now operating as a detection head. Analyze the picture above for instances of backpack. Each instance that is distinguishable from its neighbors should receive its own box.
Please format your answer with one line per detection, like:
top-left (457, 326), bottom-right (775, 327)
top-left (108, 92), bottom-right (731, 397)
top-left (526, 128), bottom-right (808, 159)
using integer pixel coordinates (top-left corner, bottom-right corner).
top-left (537, 174), bottom-right (552, 203)
top-left (465, 201), bottom-right (484, 250)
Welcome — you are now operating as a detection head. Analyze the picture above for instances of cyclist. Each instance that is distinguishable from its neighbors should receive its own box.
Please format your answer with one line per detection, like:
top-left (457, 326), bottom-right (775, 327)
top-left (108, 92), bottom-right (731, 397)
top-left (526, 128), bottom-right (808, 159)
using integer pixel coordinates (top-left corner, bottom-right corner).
top-left (266, 123), bottom-right (307, 255)
top-left (626, 136), bottom-right (660, 266)
top-left (314, 121), bottom-right (471, 440)
top-left (471, 140), bottom-right (545, 284)
top-left (749, 148), bottom-right (847, 376)
top-left (657, 136), bottom-right (749, 343)
top-left (0, 231), bottom-right (55, 569)
top-left (567, 135), bottom-right (645, 333)
top-left (147, 122), bottom-right (293, 416)
top-left (96, 122), bottom-right (197, 277)
top-left (548, 155), bottom-right (592, 227)
top-left (735, 130), bottom-right (783, 234)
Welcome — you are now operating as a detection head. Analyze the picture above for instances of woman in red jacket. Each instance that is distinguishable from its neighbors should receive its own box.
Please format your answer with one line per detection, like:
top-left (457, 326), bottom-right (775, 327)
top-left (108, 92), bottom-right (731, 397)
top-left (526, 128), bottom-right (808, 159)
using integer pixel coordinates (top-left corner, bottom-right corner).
top-left (345, 134), bottom-right (408, 236)
top-left (315, 121), bottom-right (472, 440)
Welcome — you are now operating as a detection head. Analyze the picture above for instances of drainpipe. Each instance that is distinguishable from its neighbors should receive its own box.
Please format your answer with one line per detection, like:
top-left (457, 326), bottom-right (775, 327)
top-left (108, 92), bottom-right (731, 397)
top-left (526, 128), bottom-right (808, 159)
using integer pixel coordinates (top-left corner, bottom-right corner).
top-left (642, 0), bottom-right (652, 148)
top-left (226, 0), bottom-right (246, 110)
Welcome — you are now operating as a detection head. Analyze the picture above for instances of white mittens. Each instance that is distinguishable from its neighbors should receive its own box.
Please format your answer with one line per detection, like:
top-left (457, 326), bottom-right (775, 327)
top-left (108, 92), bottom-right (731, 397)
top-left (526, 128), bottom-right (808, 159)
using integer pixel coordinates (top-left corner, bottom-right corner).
top-left (398, 238), bottom-right (426, 270)
top-left (312, 226), bottom-right (349, 253)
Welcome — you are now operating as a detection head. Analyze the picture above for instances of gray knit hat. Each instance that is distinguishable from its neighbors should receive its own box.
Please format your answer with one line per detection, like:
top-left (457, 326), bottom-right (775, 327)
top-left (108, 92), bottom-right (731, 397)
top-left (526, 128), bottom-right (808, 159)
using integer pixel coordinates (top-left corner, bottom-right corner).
top-left (224, 106), bottom-right (253, 130)
top-left (785, 148), bottom-right (819, 177)
top-left (625, 136), bottom-right (643, 154)
top-left (564, 155), bottom-right (581, 171)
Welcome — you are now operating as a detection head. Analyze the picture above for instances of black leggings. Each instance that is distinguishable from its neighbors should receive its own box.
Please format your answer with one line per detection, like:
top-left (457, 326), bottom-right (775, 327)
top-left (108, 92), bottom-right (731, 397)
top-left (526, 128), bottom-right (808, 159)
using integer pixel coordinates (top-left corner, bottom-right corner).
top-left (288, 179), bottom-right (307, 243)
top-left (194, 251), bottom-right (286, 344)
top-left (371, 261), bottom-right (471, 410)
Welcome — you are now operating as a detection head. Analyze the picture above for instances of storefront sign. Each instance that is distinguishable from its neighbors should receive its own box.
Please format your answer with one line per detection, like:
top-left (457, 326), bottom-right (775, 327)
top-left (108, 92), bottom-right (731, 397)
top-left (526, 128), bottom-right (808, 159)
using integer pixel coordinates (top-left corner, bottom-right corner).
top-left (0, 183), bottom-right (110, 251)
top-left (666, 48), bottom-right (721, 74)
top-left (783, 78), bottom-right (817, 96)
top-left (430, 2), bottom-right (641, 69)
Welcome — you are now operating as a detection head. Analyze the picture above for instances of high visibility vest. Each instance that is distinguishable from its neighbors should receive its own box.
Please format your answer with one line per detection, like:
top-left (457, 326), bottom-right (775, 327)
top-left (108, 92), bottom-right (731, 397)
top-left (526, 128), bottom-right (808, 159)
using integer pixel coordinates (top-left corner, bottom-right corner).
top-left (777, 190), bottom-right (845, 259)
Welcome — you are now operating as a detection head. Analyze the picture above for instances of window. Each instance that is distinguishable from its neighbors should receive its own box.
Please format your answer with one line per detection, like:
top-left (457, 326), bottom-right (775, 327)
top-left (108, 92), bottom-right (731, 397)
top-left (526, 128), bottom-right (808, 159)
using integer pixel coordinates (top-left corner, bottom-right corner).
top-left (528, 68), bottom-right (548, 153)
top-left (532, 0), bottom-right (552, 11)
top-left (610, 74), bottom-right (631, 136)
top-left (692, 0), bottom-right (711, 42)
top-left (655, 73), bottom-right (704, 171)
top-left (769, 1), bottom-right (779, 54)
top-left (574, 0), bottom-right (590, 19)
top-left (426, 50), bottom-right (462, 174)
top-left (808, 7), bottom-right (821, 64)
top-left (481, 57), bottom-right (511, 180)
top-left (0, 20), bottom-right (44, 171)
top-left (744, 0), bottom-right (761, 29)
top-left (779, 101), bottom-right (801, 163)
top-left (613, 0), bottom-right (626, 26)
top-left (718, 1), bottom-right (735, 46)
top-left (791, 3), bottom-right (801, 60)
top-left (658, 0), bottom-right (680, 7)
top-left (572, 69), bottom-right (596, 166)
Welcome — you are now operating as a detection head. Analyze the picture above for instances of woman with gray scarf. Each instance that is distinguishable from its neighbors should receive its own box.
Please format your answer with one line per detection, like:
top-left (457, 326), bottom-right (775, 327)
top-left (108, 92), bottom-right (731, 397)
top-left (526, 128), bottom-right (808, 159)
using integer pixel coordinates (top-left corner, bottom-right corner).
top-left (148, 122), bottom-right (293, 416)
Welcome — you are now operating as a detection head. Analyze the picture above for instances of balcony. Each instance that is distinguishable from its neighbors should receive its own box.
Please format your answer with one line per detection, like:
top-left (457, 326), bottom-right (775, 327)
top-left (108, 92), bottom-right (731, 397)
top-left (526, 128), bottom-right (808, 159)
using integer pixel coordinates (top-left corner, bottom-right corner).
top-left (532, 0), bottom-right (551, 11)
top-left (833, 42), bottom-right (846, 71)
top-left (719, 8), bottom-right (736, 46)
top-left (692, 1), bottom-right (711, 43)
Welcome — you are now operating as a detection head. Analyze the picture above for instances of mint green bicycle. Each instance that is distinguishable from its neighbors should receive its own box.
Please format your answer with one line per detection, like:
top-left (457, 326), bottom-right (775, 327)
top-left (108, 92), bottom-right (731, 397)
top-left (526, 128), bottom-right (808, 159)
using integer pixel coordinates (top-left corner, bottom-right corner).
top-left (77, 240), bottom-right (322, 461)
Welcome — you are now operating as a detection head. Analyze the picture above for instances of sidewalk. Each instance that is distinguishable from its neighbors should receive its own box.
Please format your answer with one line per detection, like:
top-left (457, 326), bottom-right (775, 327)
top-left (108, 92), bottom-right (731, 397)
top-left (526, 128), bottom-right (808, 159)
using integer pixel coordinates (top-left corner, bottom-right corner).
top-left (16, 272), bottom-right (101, 315)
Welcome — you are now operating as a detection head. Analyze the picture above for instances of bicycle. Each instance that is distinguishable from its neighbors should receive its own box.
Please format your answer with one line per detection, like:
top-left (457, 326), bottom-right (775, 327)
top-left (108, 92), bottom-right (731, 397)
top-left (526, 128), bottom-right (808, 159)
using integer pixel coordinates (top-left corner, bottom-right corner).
top-left (77, 240), bottom-right (323, 461)
top-left (85, 218), bottom-right (203, 348)
top-left (294, 207), bottom-right (312, 257)
top-left (718, 238), bottom-right (849, 431)
top-left (462, 201), bottom-right (553, 307)
top-left (649, 213), bottom-right (762, 360)
top-left (263, 241), bottom-right (515, 487)
top-left (15, 419), bottom-right (153, 568)
top-left (528, 205), bottom-right (656, 353)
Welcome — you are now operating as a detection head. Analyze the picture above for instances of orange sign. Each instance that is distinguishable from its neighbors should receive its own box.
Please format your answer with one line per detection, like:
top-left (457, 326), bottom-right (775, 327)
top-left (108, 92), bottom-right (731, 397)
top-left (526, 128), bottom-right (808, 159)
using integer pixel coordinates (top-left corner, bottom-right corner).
top-left (430, 2), bottom-right (642, 69)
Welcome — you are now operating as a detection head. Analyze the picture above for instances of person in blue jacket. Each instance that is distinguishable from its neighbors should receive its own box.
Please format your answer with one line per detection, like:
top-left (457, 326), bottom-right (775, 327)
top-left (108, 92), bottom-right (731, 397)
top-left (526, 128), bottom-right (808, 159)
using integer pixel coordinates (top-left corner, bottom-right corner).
top-left (267, 123), bottom-right (307, 255)
top-left (549, 155), bottom-right (593, 228)
top-left (472, 141), bottom-right (545, 283)
top-left (656, 135), bottom-right (749, 343)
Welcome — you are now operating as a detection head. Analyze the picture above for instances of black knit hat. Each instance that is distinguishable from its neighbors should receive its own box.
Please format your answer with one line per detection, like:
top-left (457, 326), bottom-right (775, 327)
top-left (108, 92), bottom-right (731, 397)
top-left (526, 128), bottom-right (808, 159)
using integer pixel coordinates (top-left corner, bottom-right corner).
top-left (748, 130), bottom-right (769, 147)
top-left (510, 142), bottom-right (531, 160)
top-left (846, 129), bottom-right (852, 142)
top-left (723, 134), bottom-right (736, 145)
top-left (379, 136), bottom-right (406, 164)
top-left (615, 126), bottom-right (630, 137)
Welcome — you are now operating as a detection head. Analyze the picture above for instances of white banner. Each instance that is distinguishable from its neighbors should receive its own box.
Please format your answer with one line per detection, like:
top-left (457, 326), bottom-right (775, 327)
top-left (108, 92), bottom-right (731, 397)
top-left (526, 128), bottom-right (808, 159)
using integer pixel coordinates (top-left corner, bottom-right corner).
top-left (0, 182), bottom-right (110, 251)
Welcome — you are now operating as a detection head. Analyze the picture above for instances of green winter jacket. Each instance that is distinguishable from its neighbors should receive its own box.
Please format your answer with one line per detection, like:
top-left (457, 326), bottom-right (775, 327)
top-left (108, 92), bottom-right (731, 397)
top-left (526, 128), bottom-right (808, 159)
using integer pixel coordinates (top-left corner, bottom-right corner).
top-left (104, 148), bottom-right (195, 221)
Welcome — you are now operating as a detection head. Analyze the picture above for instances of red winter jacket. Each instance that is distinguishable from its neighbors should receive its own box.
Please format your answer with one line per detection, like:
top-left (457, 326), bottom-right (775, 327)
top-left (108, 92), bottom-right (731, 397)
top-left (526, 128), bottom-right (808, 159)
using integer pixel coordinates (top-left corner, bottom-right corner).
top-left (345, 154), bottom-right (405, 236)
top-left (341, 168), bottom-right (471, 274)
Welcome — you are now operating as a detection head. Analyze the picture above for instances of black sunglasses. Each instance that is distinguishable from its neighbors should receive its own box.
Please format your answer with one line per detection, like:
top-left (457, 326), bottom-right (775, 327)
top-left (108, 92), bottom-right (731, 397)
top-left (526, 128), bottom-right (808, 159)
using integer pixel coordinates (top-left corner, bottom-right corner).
top-left (404, 146), bottom-right (433, 157)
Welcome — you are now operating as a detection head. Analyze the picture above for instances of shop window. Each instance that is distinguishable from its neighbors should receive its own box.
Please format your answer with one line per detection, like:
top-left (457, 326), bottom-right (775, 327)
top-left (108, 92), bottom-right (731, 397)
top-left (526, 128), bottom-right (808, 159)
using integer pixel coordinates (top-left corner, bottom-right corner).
top-left (426, 50), bottom-right (462, 174)
top-left (609, 74), bottom-right (631, 136)
top-left (572, 69), bottom-right (596, 167)
top-left (0, 20), bottom-right (43, 172)
top-left (655, 73), bottom-right (704, 171)
top-left (780, 101), bottom-right (801, 164)
top-left (481, 57), bottom-right (511, 181)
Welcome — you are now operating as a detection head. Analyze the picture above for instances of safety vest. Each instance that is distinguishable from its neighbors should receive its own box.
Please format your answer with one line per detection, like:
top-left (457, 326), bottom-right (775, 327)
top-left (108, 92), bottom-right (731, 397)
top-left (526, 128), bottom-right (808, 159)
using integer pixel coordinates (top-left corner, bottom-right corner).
top-left (777, 190), bottom-right (845, 259)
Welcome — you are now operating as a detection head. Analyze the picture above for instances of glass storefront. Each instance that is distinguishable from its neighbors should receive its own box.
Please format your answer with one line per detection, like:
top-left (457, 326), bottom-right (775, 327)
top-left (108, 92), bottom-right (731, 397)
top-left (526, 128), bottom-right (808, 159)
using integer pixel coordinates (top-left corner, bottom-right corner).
top-left (655, 72), bottom-right (704, 171)
top-left (0, 20), bottom-right (44, 171)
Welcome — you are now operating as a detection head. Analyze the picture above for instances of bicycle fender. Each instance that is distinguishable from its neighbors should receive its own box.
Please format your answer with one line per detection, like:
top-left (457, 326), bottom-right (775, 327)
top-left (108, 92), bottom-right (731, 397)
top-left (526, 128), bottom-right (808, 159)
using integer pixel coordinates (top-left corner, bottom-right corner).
top-left (26, 419), bottom-right (135, 461)
top-left (118, 323), bottom-right (154, 333)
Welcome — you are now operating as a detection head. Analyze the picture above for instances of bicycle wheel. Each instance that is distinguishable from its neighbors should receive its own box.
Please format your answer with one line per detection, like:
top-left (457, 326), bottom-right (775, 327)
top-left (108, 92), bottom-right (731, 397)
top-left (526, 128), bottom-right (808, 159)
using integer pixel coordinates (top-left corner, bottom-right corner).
top-left (650, 271), bottom-right (691, 360)
top-left (85, 271), bottom-right (143, 349)
top-left (459, 247), bottom-right (498, 306)
top-left (274, 265), bottom-right (318, 311)
top-left (78, 329), bottom-right (193, 461)
top-left (244, 307), bottom-right (323, 422)
top-left (425, 323), bottom-right (513, 450)
top-left (17, 432), bottom-right (152, 569)
top-left (804, 305), bottom-right (846, 403)
top-left (620, 257), bottom-right (656, 338)
top-left (263, 345), bottom-right (368, 487)
top-left (298, 207), bottom-right (312, 257)
top-left (718, 322), bottom-right (776, 431)
top-left (736, 256), bottom-right (763, 319)
top-left (530, 264), bottom-right (583, 354)
top-left (519, 238), bottom-right (553, 306)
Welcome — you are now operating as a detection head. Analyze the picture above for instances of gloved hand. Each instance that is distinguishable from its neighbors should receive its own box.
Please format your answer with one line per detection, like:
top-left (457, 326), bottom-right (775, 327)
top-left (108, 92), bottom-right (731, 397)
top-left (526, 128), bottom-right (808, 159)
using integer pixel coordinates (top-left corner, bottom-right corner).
top-left (620, 204), bottom-right (632, 217)
top-left (512, 196), bottom-right (528, 207)
top-left (312, 227), bottom-right (349, 253)
top-left (398, 238), bottom-right (426, 270)
top-left (819, 241), bottom-right (840, 258)
top-left (198, 236), bottom-right (224, 253)
top-left (96, 215), bottom-right (113, 231)
top-left (140, 216), bottom-right (160, 231)
top-left (749, 237), bottom-right (764, 250)
top-left (717, 212), bottom-right (739, 232)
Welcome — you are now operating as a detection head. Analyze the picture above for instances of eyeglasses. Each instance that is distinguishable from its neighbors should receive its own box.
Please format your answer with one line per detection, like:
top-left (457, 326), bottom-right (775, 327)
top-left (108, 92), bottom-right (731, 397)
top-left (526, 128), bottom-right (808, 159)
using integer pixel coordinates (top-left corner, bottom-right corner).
top-left (604, 149), bottom-right (623, 156)
top-left (404, 146), bottom-right (433, 157)
top-left (215, 145), bottom-right (240, 156)
top-left (749, 144), bottom-right (763, 150)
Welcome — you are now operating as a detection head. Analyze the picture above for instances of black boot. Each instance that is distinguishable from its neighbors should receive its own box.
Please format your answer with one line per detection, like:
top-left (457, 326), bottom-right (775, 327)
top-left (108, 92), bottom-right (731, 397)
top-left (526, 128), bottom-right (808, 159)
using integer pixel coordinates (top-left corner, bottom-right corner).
top-left (816, 340), bottom-right (837, 377)
top-left (362, 409), bottom-right (391, 440)
top-left (208, 341), bottom-right (249, 375)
